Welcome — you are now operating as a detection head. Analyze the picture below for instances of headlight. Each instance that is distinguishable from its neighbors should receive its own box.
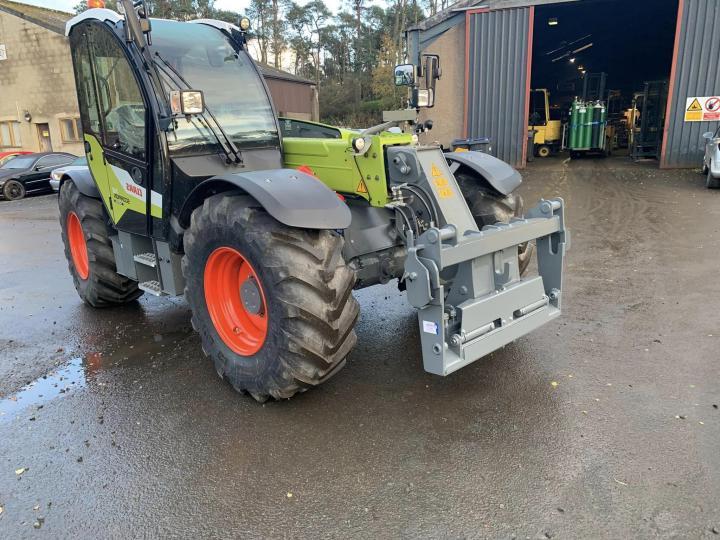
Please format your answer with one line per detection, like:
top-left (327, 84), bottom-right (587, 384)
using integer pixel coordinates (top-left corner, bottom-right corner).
top-left (352, 137), bottom-right (365, 152)
top-left (51, 171), bottom-right (62, 180)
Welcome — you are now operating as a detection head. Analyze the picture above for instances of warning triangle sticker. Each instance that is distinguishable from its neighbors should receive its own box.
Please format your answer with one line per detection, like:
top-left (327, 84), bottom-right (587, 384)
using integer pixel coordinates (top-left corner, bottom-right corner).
top-left (687, 98), bottom-right (702, 112)
top-left (431, 164), bottom-right (443, 177)
top-left (356, 180), bottom-right (368, 194)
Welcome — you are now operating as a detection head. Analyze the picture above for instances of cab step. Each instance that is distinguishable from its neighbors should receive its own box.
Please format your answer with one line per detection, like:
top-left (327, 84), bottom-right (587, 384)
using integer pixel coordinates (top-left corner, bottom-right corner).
top-left (133, 252), bottom-right (157, 268)
top-left (138, 280), bottom-right (165, 296)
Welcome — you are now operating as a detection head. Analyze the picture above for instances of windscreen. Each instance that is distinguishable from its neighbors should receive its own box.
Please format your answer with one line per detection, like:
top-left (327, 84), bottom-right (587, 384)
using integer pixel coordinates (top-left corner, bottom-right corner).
top-left (1, 156), bottom-right (34, 169)
top-left (149, 20), bottom-right (279, 156)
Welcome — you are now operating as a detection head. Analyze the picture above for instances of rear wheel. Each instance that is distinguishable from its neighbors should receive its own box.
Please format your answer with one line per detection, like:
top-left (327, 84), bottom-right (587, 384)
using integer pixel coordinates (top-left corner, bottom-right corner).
top-left (537, 145), bottom-right (551, 158)
top-left (183, 194), bottom-right (359, 401)
top-left (59, 181), bottom-right (143, 307)
top-left (455, 170), bottom-right (534, 275)
top-left (3, 179), bottom-right (25, 201)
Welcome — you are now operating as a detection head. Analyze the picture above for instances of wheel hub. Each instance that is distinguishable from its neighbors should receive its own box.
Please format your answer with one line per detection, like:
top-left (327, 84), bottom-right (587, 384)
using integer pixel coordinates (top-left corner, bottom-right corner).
top-left (240, 277), bottom-right (263, 315)
top-left (204, 247), bottom-right (268, 356)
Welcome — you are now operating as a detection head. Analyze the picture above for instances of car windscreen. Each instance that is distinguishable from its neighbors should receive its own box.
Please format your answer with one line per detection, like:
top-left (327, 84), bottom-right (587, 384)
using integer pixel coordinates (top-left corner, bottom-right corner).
top-left (150, 20), bottom-right (279, 156)
top-left (1, 156), bottom-right (35, 169)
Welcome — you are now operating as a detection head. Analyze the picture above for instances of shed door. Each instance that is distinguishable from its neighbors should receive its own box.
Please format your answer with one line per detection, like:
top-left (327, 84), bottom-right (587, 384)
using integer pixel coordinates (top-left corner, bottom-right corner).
top-left (465, 7), bottom-right (533, 168)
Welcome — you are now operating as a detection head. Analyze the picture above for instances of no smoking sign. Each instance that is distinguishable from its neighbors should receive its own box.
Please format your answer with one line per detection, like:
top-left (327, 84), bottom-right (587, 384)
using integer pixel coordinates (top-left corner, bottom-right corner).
top-left (685, 95), bottom-right (720, 121)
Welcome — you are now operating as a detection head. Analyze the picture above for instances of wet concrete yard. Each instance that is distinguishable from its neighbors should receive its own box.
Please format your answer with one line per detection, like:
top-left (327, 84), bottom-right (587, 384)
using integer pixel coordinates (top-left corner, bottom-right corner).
top-left (1, 157), bottom-right (719, 537)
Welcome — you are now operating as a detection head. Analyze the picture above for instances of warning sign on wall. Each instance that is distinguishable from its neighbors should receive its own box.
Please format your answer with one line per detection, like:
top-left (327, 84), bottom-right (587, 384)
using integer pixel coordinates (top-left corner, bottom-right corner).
top-left (685, 96), bottom-right (720, 121)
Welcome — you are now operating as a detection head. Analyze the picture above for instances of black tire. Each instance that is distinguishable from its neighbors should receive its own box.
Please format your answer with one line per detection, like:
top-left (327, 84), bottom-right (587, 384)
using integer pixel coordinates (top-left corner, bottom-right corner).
top-left (537, 145), bottom-right (551, 158)
top-left (183, 194), bottom-right (360, 401)
top-left (59, 181), bottom-right (143, 307)
top-left (3, 179), bottom-right (25, 200)
top-left (455, 170), bottom-right (534, 275)
top-left (707, 166), bottom-right (720, 189)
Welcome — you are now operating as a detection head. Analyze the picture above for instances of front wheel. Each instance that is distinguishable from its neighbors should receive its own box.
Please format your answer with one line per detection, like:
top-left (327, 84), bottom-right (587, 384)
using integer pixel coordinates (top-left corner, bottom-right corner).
top-left (537, 145), bottom-right (551, 158)
top-left (59, 181), bottom-right (143, 307)
top-left (3, 179), bottom-right (25, 200)
top-left (455, 170), bottom-right (534, 275)
top-left (183, 194), bottom-right (360, 401)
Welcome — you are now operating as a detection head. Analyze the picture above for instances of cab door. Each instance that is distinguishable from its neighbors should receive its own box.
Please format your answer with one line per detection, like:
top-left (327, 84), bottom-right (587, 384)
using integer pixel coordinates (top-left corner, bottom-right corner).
top-left (88, 24), bottom-right (152, 235)
top-left (69, 26), bottom-right (111, 212)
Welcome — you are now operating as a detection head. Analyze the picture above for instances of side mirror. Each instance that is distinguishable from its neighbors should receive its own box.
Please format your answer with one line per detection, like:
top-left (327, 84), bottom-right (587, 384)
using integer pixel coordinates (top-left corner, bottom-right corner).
top-left (394, 64), bottom-right (415, 87)
top-left (423, 54), bottom-right (441, 94)
top-left (702, 131), bottom-right (714, 140)
top-left (170, 90), bottom-right (205, 116)
top-left (34, 165), bottom-right (42, 171)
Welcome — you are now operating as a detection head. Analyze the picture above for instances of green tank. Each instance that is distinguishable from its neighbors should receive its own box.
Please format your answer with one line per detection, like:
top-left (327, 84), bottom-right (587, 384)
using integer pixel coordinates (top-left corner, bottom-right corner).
top-left (578, 103), bottom-right (589, 149)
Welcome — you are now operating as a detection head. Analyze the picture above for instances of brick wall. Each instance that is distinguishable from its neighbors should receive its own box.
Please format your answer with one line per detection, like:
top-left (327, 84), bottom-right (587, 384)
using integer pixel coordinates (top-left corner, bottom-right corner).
top-left (0, 11), bottom-right (83, 156)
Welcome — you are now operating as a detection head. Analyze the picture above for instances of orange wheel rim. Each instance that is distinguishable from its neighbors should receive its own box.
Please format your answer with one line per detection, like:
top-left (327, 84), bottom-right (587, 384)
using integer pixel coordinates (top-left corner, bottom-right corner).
top-left (67, 212), bottom-right (89, 280)
top-left (204, 247), bottom-right (268, 356)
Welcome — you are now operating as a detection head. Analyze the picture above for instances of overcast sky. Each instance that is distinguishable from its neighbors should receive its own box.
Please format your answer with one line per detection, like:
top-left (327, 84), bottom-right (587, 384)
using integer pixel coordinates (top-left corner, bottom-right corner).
top-left (31, 0), bottom-right (355, 15)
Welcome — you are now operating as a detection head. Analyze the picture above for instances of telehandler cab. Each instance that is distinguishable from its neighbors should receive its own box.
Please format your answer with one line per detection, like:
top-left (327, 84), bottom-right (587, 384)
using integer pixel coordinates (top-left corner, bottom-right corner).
top-left (59, 1), bottom-right (567, 401)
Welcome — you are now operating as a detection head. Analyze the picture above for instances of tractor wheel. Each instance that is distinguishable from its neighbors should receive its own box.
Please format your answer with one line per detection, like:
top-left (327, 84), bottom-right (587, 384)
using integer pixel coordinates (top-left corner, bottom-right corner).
top-left (707, 166), bottom-right (720, 189)
top-left (537, 145), bottom-right (551, 158)
top-left (455, 170), bottom-right (533, 275)
top-left (3, 179), bottom-right (26, 201)
top-left (182, 194), bottom-right (359, 401)
top-left (59, 181), bottom-right (143, 307)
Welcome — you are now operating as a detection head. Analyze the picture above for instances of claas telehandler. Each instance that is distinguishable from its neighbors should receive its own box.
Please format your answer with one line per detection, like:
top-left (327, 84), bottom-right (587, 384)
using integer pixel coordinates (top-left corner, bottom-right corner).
top-left (58, 0), bottom-right (567, 401)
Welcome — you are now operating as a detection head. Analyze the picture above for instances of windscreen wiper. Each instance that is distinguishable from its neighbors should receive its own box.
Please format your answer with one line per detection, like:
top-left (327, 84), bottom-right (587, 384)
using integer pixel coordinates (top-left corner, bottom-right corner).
top-left (153, 52), bottom-right (243, 164)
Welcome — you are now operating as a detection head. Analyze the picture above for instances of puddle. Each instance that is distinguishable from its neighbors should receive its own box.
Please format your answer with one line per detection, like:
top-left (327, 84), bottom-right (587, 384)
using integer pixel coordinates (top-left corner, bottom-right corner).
top-left (0, 357), bottom-right (87, 423)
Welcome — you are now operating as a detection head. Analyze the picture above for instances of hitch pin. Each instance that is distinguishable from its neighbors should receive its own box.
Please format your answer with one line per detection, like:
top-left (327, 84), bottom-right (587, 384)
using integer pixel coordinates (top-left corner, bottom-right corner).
top-left (450, 321), bottom-right (496, 347)
top-left (513, 296), bottom-right (549, 318)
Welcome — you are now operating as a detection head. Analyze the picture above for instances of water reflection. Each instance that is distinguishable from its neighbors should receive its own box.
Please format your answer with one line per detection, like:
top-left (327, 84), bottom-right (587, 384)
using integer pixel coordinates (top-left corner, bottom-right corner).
top-left (0, 356), bottom-right (93, 422)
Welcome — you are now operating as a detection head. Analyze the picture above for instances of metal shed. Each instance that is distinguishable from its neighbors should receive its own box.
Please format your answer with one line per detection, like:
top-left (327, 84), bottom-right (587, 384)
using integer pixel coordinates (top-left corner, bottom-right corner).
top-left (408, 0), bottom-right (719, 169)
top-left (258, 65), bottom-right (320, 122)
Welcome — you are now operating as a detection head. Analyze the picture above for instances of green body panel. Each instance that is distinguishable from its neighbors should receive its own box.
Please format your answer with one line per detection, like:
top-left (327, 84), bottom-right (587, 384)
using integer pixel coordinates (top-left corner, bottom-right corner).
top-left (282, 124), bottom-right (414, 208)
top-left (84, 134), bottom-right (162, 224)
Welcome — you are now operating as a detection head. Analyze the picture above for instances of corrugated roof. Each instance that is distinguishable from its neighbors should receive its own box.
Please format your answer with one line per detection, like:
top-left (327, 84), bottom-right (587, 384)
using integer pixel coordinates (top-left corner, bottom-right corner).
top-left (408, 0), bottom-right (481, 31)
top-left (257, 63), bottom-right (315, 86)
top-left (0, 0), bottom-right (72, 34)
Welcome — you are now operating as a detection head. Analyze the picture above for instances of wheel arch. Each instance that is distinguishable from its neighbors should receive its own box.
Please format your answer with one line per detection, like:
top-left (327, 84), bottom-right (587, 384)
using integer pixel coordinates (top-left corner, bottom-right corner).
top-left (178, 169), bottom-right (351, 230)
top-left (59, 168), bottom-right (102, 199)
top-left (445, 151), bottom-right (522, 196)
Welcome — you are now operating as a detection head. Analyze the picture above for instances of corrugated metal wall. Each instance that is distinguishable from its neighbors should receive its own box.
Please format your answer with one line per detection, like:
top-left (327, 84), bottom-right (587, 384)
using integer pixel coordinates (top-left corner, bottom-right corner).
top-left (466, 7), bottom-right (531, 167)
top-left (662, 0), bottom-right (720, 168)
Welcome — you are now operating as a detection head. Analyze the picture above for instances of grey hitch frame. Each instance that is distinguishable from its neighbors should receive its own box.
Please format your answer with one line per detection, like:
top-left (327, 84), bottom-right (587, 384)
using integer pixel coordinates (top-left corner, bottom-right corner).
top-left (403, 198), bottom-right (567, 376)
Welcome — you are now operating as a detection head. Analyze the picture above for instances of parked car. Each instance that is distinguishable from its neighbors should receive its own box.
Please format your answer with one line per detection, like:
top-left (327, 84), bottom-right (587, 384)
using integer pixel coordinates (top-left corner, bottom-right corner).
top-left (50, 156), bottom-right (88, 192)
top-left (0, 150), bottom-right (32, 167)
top-left (703, 127), bottom-right (720, 189)
top-left (0, 152), bottom-right (76, 201)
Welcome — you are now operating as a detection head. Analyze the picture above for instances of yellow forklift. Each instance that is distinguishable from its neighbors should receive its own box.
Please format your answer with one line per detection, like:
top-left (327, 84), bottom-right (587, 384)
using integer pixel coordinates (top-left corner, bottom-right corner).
top-left (529, 89), bottom-right (563, 158)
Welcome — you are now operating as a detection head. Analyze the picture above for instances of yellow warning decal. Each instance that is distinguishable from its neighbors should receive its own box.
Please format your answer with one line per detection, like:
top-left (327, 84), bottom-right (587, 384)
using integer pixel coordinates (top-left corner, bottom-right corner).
top-left (430, 163), bottom-right (443, 177)
top-left (687, 98), bottom-right (702, 112)
top-left (356, 180), bottom-right (368, 194)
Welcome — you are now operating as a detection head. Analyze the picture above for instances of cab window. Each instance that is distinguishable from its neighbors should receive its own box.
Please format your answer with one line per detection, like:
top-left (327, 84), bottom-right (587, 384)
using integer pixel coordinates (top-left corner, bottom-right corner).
top-left (279, 118), bottom-right (341, 139)
top-left (87, 25), bottom-right (147, 160)
top-left (71, 32), bottom-right (101, 137)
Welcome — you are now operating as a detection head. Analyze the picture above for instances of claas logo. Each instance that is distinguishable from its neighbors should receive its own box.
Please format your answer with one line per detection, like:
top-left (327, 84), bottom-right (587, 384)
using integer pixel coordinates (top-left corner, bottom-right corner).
top-left (125, 183), bottom-right (143, 197)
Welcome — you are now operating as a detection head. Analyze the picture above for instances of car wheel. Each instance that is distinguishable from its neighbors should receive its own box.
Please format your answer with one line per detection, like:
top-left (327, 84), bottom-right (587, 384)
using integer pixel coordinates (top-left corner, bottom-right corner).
top-left (3, 180), bottom-right (26, 201)
top-left (706, 165), bottom-right (720, 189)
